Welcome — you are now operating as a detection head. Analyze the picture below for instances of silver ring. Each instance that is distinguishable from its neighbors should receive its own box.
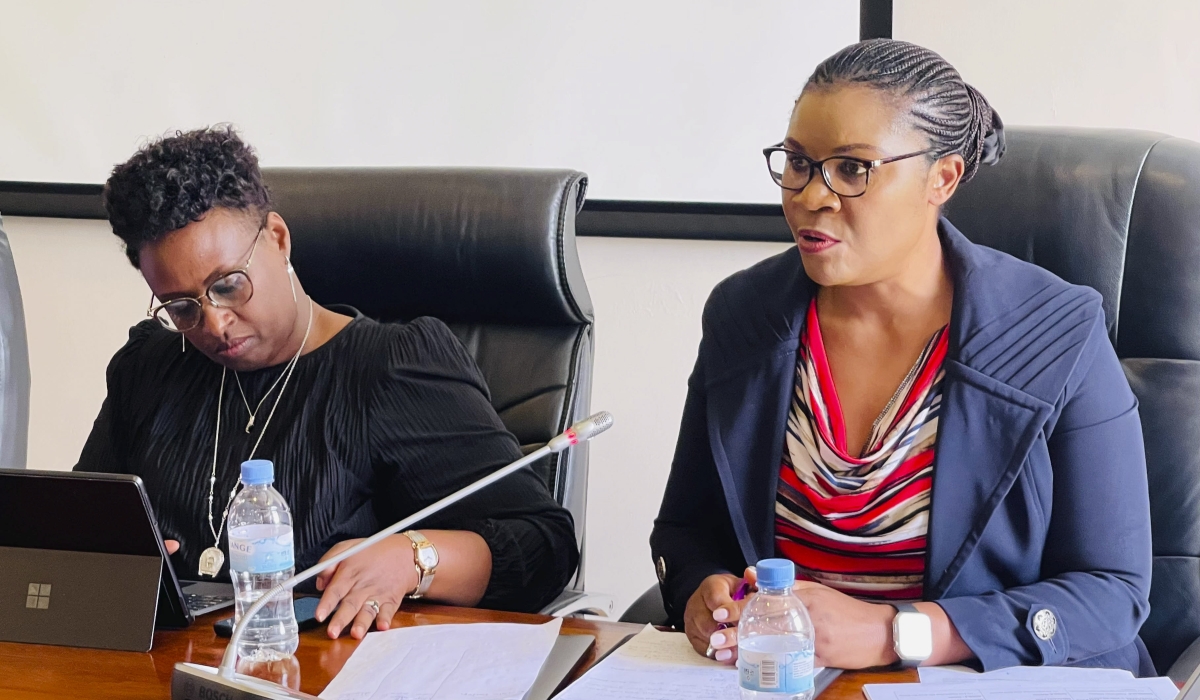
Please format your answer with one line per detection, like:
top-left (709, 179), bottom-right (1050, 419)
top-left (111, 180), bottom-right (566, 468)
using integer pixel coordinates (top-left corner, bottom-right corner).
top-left (705, 645), bottom-right (716, 659)
top-left (365, 599), bottom-right (381, 616)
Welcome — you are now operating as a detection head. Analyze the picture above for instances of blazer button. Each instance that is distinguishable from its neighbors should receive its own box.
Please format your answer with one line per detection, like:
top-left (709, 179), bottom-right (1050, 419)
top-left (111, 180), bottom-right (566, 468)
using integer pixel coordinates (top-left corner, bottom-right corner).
top-left (1033, 609), bottom-right (1057, 641)
top-left (656, 556), bottom-right (668, 584)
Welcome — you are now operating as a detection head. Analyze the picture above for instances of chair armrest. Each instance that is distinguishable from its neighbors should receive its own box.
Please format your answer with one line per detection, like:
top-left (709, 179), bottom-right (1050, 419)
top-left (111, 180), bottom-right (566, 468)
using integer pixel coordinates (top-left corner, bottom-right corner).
top-left (618, 585), bottom-right (669, 626)
top-left (540, 589), bottom-right (615, 618)
top-left (1171, 635), bottom-right (1200, 685)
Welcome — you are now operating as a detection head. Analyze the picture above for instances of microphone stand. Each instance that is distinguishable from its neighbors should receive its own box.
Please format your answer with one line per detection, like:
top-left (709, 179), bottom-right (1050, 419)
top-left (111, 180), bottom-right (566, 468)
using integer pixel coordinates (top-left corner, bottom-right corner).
top-left (172, 411), bottom-right (613, 700)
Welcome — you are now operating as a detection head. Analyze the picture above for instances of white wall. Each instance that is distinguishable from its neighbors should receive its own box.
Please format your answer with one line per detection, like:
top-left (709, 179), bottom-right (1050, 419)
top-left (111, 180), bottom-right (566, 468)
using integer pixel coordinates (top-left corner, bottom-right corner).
top-left (0, 0), bottom-right (854, 203)
top-left (3, 217), bottom-right (147, 472)
top-left (894, 1), bottom-right (1200, 143)
top-left (578, 236), bottom-right (789, 613)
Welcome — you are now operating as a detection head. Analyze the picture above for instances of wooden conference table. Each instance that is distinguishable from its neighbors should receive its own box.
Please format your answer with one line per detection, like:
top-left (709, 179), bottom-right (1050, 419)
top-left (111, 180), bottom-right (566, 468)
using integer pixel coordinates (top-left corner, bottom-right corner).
top-left (0, 602), bottom-right (915, 699)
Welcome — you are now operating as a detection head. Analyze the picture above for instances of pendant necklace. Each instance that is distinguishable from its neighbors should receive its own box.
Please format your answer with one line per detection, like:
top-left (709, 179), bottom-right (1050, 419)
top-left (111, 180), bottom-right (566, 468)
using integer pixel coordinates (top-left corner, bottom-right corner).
top-left (234, 360), bottom-right (291, 433)
top-left (197, 298), bottom-right (314, 577)
top-left (859, 328), bottom-right (941, 457)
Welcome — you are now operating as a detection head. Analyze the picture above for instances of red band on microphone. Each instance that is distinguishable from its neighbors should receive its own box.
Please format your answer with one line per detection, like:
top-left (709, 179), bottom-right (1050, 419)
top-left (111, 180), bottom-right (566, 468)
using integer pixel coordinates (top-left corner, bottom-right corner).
top-left (566, 429), bottom-right (578, 445)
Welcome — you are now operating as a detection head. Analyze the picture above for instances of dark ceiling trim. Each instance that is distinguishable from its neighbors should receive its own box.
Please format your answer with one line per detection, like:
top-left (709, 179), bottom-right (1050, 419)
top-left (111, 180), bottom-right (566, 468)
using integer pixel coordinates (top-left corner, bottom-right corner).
top-left (577, 200), bottom-right (791, 243)
top-left (0, 181), bottom-right (106, 219)
top-left (860, 0), bottom-right (893, 40)
top-left (0, 180), bottom-right (793, 243)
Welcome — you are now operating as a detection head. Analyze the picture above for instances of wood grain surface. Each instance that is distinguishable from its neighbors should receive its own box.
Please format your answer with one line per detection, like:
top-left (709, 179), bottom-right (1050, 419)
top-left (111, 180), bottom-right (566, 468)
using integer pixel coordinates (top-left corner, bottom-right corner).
top-left (0, 601), bottom-right (914, 698)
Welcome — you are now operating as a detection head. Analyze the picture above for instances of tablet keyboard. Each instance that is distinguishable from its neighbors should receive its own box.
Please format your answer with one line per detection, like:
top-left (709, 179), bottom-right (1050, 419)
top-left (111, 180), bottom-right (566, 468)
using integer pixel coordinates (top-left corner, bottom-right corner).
top-left (185, 593), bottom-right (234, 614)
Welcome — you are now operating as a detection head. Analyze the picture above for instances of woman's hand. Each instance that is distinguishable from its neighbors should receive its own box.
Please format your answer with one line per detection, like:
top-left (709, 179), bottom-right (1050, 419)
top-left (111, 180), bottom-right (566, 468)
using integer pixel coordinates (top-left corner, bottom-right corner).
top-left (314, 536), bottom-right (418, 640)
top-left (794, 581), bottom-right (897, 669)
top-left (684, 567), bottom-right (757, 664)
top-left (691, 574), bottom-right (898, 669)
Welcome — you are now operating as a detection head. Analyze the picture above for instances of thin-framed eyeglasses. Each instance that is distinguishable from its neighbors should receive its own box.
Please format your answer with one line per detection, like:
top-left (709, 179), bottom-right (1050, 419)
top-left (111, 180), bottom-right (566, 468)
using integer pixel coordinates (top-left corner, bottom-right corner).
top-left (762, 143), bottom-right (935, 198)
top-left (147, 225), bottom-right (266, 333)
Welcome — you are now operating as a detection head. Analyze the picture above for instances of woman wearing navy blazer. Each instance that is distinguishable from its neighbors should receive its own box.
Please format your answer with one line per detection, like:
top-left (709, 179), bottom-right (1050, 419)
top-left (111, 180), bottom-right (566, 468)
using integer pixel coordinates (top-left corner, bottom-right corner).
top-left (651, 40), bottom-right (1153, 675)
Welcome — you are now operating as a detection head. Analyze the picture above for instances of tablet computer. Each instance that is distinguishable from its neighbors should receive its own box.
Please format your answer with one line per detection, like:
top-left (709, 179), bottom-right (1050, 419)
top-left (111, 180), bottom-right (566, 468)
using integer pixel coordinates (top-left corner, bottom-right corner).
top-left (0, 469), bottom-right (232, 651)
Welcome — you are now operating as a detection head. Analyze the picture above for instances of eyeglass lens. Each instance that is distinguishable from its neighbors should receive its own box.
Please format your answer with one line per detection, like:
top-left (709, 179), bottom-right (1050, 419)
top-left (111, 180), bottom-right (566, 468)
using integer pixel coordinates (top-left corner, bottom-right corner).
top-left (154, 270), bottom-right (254, 332)
top-left (766, 150), bottom-right (871, 197)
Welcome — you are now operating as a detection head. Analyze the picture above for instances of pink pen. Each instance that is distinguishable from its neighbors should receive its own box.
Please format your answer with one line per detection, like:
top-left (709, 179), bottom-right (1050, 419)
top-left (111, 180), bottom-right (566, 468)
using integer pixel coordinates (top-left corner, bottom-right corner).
top-left (716, 580), bottom-right (751, 631)
top-left (707, 580), bottom-right (751, 659)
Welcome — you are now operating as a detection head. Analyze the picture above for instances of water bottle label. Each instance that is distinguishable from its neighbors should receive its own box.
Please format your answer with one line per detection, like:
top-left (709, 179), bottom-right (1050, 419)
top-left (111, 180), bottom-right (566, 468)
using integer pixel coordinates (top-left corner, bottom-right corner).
top-left (738, 647), bottom-right (814, 694)
top-left (228, 525), bottom-right (294, 574)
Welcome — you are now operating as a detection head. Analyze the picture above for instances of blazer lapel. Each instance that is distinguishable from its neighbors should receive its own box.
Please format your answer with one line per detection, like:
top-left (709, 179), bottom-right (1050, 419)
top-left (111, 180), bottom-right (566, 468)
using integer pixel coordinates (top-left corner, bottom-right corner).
top-left (706, 345), bottom-right (799, 566)
top-left (926, 219), bottom-right (1055, 598)
top-left (926, 361), bottom-right (1052, 598)
top-left (704, 261), bottom-right (814, 567)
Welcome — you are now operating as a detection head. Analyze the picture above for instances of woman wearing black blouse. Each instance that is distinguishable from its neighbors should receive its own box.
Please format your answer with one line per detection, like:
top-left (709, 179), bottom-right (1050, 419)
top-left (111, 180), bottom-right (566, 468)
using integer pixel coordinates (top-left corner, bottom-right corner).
top-left (75, 127), bottom-right (578, 639)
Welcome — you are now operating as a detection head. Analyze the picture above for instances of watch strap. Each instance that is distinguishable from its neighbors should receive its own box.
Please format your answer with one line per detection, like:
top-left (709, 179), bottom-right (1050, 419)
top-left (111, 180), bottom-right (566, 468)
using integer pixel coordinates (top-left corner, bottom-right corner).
top-left (891, 602), bottom-right (927, 668)
top-left (402, 530), bottom-right (436, 599)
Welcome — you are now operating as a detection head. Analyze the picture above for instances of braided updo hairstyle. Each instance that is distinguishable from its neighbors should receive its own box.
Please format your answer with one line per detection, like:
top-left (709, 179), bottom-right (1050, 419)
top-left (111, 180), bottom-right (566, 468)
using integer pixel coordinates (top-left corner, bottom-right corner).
top-left (805, 39), bottom-right (1005, 184)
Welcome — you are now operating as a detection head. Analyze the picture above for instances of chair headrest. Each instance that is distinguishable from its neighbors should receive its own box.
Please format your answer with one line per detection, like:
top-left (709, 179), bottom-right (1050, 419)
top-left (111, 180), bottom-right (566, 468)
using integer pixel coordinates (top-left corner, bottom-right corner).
top-left (946, 126), bottom-right (1170, 347)
top-left (264, 167), bottom-right (593, 326)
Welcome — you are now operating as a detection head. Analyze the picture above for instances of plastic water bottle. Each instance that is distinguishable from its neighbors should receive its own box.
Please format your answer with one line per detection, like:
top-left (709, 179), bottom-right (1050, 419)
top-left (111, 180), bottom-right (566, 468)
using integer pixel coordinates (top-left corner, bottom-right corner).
top-left (227, 459), bottom-right (299, 661)
top-left (738, 559), bottom-right (816, 700)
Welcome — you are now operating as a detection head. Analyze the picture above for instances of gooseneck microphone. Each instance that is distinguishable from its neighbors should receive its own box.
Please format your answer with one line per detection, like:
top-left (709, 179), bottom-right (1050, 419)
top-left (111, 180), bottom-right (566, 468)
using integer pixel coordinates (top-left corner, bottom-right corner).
top-left (172, 411), bottom-right (614, 700)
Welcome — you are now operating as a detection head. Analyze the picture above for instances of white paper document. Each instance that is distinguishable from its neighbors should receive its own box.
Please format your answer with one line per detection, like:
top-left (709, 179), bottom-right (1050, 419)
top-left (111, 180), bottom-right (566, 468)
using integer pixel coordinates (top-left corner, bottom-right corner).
top-left (553, 626), bottom-right (738, 700)
top-left (555, 625), bottom-right (831, 700)
top-left (319, 618), bottom-right (562, 700)
top-left (919, 665), bottom-right (1139, 685)
top-left (866, 665), bottom-right (1180, 700)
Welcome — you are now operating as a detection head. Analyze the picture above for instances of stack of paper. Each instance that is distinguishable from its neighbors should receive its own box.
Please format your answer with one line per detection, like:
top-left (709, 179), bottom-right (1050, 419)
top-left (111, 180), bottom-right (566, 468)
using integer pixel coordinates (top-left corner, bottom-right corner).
top-left (554, 626), bottom-right (737, 700)
top-left (864, 665), bottom-right (1180, 700)
top-left (319, 618), bottom-right (562, 700)
top-left (556, 626), bottom-right (836, 700)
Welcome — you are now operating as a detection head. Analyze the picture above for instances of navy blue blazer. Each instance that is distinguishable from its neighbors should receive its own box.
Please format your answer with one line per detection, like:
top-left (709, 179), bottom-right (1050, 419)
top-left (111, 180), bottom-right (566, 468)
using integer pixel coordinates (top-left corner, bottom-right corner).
top-left (650, 219), bottom-right (1154, 674)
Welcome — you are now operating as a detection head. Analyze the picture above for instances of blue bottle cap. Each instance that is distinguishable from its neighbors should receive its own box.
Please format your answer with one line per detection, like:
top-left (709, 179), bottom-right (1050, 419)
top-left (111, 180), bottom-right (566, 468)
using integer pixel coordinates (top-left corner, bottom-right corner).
top-left (240, 459), bottom-right (275, 485)
top-left (756, 558), bottom-right (796, 589)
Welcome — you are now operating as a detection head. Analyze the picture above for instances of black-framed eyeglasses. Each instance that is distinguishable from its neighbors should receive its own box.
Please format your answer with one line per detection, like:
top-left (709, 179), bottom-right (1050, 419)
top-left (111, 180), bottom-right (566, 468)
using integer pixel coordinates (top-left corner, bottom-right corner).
top-left (147, 226), bottom-right (265, 333)
top-left (762, 143), bottom-right (935, 198)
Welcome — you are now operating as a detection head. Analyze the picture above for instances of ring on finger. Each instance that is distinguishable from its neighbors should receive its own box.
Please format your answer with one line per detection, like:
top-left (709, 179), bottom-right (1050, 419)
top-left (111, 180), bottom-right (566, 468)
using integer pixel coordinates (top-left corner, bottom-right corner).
top-left (364, 599), bottom-right (381, 616)
top-left (705, 645), bottom-right (716, 659)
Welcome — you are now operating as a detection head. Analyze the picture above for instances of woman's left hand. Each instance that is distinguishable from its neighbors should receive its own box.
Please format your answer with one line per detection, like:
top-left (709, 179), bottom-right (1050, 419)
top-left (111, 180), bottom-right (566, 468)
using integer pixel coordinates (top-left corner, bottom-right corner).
top-left (314, 535), bottom-right (418, 640)
top-left (793, 581), bottom-right (898, 669)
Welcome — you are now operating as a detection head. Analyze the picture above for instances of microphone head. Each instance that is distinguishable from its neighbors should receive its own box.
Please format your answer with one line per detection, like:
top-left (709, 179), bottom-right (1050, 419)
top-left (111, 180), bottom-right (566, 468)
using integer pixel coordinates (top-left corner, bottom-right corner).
top-left (547, 411), bottom-right (614, 452)
top-left (574, 411), bottom-right (614, 440)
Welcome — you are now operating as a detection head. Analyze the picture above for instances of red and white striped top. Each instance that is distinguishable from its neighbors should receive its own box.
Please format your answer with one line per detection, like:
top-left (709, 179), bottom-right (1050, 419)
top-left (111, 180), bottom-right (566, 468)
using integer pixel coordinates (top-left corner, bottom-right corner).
top-left (774, 299), bottom-right (948, 601)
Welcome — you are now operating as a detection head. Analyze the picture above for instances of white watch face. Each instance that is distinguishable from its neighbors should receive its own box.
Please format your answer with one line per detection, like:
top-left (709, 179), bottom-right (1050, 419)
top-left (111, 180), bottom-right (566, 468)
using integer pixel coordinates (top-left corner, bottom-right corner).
top-left (895, 611), bottom-right (933, 661)
top-left (416, 546), bottom-right (439, 570)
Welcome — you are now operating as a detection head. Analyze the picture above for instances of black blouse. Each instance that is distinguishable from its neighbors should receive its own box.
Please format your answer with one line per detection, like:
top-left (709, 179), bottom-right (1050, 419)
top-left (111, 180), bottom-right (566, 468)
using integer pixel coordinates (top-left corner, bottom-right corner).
top-left (75, 307), bottom-right (578, 613)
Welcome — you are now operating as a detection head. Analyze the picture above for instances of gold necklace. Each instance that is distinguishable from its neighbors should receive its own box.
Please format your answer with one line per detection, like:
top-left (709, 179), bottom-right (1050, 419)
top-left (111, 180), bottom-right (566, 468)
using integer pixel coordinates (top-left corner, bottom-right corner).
top-left (861, 349), bottom-right (926, 457)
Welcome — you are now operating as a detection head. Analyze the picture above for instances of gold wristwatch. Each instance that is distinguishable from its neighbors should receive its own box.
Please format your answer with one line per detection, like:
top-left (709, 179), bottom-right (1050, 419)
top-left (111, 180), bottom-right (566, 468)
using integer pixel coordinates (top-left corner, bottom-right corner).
top-left (401, 530), bottom-right (438, 599)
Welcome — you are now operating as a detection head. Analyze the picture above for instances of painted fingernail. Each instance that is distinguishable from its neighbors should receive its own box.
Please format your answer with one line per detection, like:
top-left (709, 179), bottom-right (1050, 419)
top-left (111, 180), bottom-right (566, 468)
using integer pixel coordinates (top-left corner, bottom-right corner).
top-left (710, 632), bottom-right (724, 646)
top-left (715, 649), bottom-right (732, 662)
top-left (713, 608), bottom-right (728, 621)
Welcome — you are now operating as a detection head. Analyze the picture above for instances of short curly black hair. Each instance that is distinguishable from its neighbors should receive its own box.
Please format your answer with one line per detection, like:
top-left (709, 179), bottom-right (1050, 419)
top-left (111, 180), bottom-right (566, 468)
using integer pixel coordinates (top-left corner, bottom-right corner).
top-left (103, 125), bottom-right (272, 268)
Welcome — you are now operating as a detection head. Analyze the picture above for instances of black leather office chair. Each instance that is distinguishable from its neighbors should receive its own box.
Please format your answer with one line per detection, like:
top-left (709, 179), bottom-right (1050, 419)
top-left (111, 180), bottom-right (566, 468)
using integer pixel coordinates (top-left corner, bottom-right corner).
top-left (625, 128), bottom-right (1200, 679)
top-left (0, 215), bottom-right (30, 470)
top-left (263, 167), bottom-right (610, 616)
top-left (950, 127), bottom-right (1200, 680)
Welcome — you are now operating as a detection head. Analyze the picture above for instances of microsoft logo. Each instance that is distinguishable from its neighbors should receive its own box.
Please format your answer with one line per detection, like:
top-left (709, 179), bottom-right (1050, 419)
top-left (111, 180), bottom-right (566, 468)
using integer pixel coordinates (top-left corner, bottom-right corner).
top-left (26, 583), bottom-right (51, 610)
